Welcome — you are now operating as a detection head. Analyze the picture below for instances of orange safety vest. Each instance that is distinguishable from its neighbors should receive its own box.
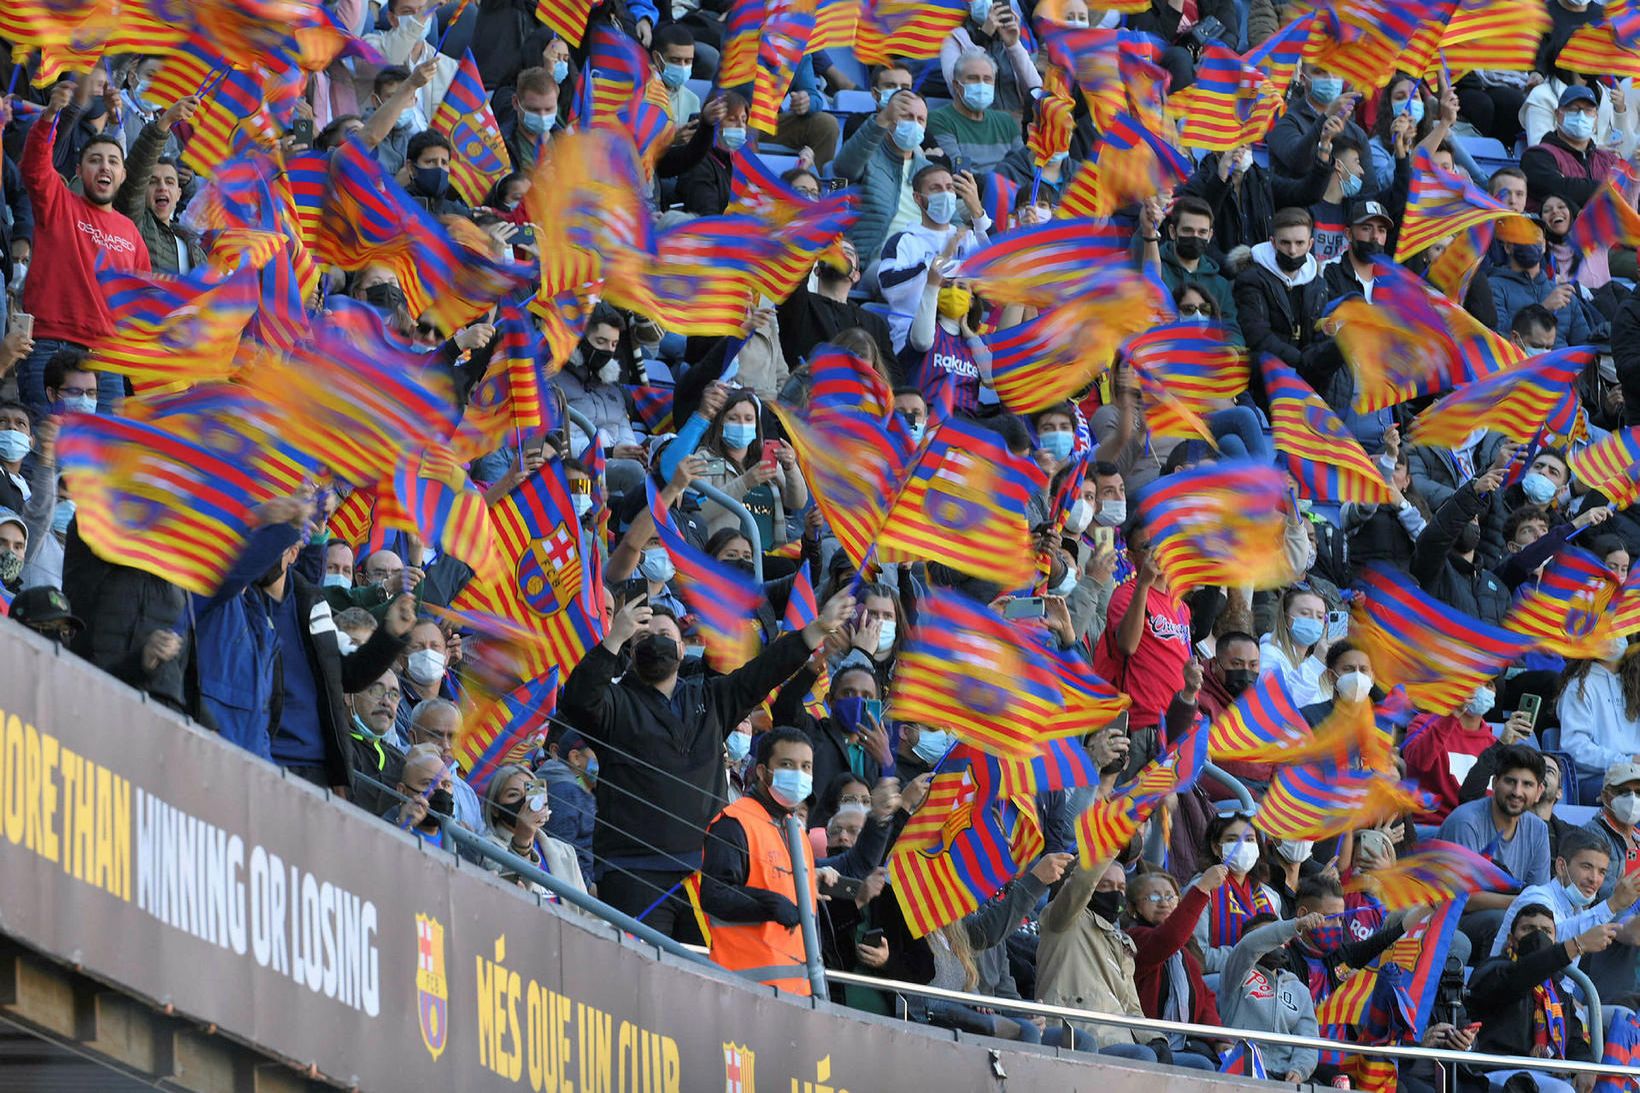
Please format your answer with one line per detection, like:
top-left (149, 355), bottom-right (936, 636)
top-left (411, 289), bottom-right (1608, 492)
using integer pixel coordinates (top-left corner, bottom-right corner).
top-left (698, 795), bottom-right (818, 996)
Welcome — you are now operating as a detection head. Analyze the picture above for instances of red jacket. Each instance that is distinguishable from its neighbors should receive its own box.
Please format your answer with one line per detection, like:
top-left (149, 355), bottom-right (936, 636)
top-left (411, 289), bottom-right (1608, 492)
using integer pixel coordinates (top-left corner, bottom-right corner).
top-left (1129, 885), bottom-right (1222, 1028)
top-left (20, 116), bottom-right (149, 346)
top-left (1401, 712), bottom-right (1496, 822)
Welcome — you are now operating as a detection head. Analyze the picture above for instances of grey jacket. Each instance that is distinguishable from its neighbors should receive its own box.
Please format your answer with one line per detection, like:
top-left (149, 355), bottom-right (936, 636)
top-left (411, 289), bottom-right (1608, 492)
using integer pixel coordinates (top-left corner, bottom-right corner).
top-left (834, 120), bottom-right (929, 268)
top-left (1217, 919), bottom-right (1319, 1079)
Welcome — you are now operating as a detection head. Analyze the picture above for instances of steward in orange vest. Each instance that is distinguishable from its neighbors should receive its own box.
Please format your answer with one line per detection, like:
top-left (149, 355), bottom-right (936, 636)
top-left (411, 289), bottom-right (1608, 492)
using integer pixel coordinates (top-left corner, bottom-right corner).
top-left (695, 727), bottom-right (820, 995)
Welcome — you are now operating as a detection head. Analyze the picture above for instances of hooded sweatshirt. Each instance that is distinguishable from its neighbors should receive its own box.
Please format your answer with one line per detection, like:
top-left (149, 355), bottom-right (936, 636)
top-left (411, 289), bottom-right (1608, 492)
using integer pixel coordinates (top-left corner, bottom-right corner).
top-left (1249, 240), bottom-right (1321, 287)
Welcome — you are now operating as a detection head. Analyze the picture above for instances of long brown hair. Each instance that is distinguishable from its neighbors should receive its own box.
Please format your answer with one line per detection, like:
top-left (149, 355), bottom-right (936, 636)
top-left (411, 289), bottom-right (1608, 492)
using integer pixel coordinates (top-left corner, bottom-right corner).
top-left (1560, 648), bottom-right (1640, 721)
top-left (936, 921), bottom-right (978, 991)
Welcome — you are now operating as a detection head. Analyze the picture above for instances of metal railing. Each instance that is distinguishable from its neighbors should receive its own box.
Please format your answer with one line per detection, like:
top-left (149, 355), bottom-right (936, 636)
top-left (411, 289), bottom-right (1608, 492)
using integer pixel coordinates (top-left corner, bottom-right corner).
top-left (1202, 761), bottom-right (1255, 813)
top-left (691, 478), bottom-right (765, 582)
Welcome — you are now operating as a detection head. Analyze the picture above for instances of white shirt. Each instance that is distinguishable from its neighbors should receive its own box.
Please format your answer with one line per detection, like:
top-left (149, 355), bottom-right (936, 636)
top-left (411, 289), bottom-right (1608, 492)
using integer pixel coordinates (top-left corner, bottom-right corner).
top-left (1557, 663), bottom-right (1640, 774)
top-left (1257, 635), bottom-right (1327, 708)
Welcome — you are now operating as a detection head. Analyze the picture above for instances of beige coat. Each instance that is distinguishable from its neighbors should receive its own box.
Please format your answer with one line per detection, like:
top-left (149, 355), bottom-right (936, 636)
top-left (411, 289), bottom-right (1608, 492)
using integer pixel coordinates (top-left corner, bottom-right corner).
top-left (1035, 864), bottom-right (1144, 1047)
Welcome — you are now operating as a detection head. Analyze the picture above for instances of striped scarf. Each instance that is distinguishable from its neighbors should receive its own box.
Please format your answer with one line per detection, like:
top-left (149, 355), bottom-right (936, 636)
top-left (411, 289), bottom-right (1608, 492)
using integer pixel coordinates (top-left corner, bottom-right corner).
top-left (1531, 977), bottom-right (1568, 1059)
top-left (1209, 876), bottom-right (1277, 948)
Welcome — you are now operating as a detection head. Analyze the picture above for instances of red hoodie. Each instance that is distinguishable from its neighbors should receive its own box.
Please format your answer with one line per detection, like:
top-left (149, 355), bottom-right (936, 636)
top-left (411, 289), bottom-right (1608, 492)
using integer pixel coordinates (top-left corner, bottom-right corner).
top-left (20, 116), bottom-right (149, 346)
top-left (1401, 712), bottom-right (1496, 822)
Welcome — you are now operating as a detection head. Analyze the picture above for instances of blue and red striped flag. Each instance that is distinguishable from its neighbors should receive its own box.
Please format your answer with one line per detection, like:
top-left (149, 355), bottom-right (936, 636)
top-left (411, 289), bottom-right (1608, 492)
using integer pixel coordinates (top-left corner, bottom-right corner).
top-left (92, 264), bottom-right (261, 388)
top-left (1219, 1041), bottom-right (1268, 1078)
top-left (750, 0), bottom-right (817, 133)
top-left (892, 589), bottom-right (1067, 758)
top-left (1137, 460), bottom-right (1293, 594)
top-left (1172, 43), bottom-right (1282, 151)
top-left (1205, 669), bottom-right (1311, 761)
top-left (1396, 147), bottom-right (1528, 262)
top-left (624, 385), bottom-right (676, 436)
top-left (771, 402), bottom-right (910, 570)
top-left (1264, 356), bottom-right (1400, 504)
top-left (647, 480), bottom-right (765, 671)
top-left (805, 343), bottom-right (896, 421)
top-left (953, 220), bottom-right (1131, 309)
top-left (1406, 347), bottom-right (1591, 446)
top-left (1254, 758), bottom-right (1425, 840)
top-left (1044, 640), bottom-right (1133, 737)
top-left (1123, 321), bottom-right (1249, 438)
top-left (456, 672), bottom-right (560, 794)
top-left (1598, 1009), bottom-right (1640, 1093)
top-left (1567, 179), bottom-right (1640, 257)
top-left (781, 561), bottom-right (829, 716)
top-left (1059, 113), bottom-right (1192, 219)
top-left (377, 445), bottom-right (502, 584)
top-left (1570, 426), bottom-right (1640, 508)
top-left (1344, 840), bottom-right (1514, 911)
top-left (148, 38), bottom-right (276, 177)
top-left (432, 50), bottom-right (509, 206)
top-left (1504, 545), bottom-right (1620, 657)
top-left (877, 417), bottom-right (1047, 590)
top-left (1243, 9), bottom-right (1315, 89)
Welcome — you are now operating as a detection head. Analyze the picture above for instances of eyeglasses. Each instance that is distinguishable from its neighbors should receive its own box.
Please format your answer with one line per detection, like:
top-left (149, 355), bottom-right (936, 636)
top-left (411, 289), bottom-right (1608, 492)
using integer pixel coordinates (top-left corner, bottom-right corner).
top-left (1138, 891), bottom-right (1179, 905)
top-left (838, 794), bottom-right (871, 807)
top-left (1178, 304), bottom-right (1213, 316)
top-left (361, 683), bottom-right (401, 703)
top-left (57, 386), bottom-right (97, 398)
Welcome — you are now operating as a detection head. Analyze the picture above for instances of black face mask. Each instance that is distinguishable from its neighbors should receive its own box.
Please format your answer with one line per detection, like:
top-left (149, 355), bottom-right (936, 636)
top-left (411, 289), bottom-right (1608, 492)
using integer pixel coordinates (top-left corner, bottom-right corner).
top-left (1172, 235), bottom-right (1206, 261)
top-left (1222, 668), bottom-right (1258, 696)
top-left (1350, 238), bottom-right (1382, 262)
top-left (425, 786), bottom-right (455, 819)
top-left (83, 97), bottom-right (108, 121)
top-left (1515, 927), bottom-right (1553, 957)
top-left (583, 345), bottom-right (616, 375)
top-left (631, 633), bottom-right (682, 684)
top-left (1456, 523), bottom-right (1482, 553)
top-left (363, 283), bottom-right (408, 314)
top-left (1088, 889), bottom-right (1123, 922)
top-left (1511, 244), bottom-right (1544, 269)
top-left (255, 558), bottom-right (287, 588)
top-left (818, 259), bottom-right (854, 283)
top-left (727, 558), bottom-right (756, 576)
top-left (412, 165), bottom-right (448, 196)
top-left (1257, 946), bottom-right (1288, 971)
top-left (1274, 249), bottom-right (1308, 273)
top-left (495, 797), bottom-right (525, 827)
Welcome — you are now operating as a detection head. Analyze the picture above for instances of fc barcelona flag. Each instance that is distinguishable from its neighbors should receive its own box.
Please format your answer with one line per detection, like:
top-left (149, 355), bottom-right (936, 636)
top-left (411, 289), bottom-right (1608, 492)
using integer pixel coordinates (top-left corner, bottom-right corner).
top-left (431, 51), bottom-right (509, 206)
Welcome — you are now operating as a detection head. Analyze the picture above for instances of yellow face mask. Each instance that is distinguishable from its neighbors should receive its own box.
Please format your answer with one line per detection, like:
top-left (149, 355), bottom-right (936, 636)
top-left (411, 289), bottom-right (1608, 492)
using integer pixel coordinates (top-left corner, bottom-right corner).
top-left (937, 286), bottom-right (972, 319)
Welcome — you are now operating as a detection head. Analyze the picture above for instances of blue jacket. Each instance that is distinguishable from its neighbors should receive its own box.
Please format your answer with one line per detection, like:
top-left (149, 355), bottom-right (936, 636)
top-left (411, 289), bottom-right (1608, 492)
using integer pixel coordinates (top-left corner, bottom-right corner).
top-left (538, 757), bottom-right (596, 880)
top-left (1489, 266), bottom-right (1596, 348)
top-left (833, 119), bottom-right (929, 270)
top-left (193, 523), bottom-right (303, 760)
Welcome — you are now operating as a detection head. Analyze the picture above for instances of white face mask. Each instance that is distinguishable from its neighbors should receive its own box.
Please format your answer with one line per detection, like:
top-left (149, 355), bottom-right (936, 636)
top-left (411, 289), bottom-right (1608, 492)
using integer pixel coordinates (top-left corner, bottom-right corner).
top-left (1221, 839), bottom-right (1260, 875)
top-left (1275, 839), bottom-right (1313, 864)
top-left (336, 632), bottom-right (359, 656)
top-left (875, 619), bottom-right (897, 654)
top-left (1611, 791), bottom-right (1640, 826)
top-left (1096, 499), bottom-right (1126, 527)
top-left (405, 649), bottom-right (446, 686)
top-left (1065, 497), bottom-right (1093, 535)
top-left (1333, 670), bottom-right (1372, 703)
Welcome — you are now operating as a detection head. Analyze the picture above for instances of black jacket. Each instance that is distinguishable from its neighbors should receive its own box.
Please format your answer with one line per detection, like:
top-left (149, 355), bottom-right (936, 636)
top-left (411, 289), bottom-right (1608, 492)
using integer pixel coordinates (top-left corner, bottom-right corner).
top-left (1409, 481), bottom-right (1512, 627)
top-left (1233, 258), bottom-right (1343, 405)
top-left (558, 630), bottom-right (817, 863)
top-left (676, 147), bottom-right (733, 217)
top-left (1464, 938), bottom-right (1591, 1080)
top-left (1267, 97), bottom-right (1370, 182)
top-left (271, 573), bottom-right (409, 789)
top-left (1127, 0), bottom-right (1238, 46)
top-left (1182, 153), bottom-right (1333, 253)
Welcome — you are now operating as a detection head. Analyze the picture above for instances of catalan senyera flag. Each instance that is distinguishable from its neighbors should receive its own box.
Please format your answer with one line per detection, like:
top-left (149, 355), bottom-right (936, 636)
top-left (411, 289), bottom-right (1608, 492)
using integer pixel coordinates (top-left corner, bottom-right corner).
top-left (1171, 42), bottom-right (1282, 151)
top-left (376, 444), bottom-right (503, 585)
top-left (750, 0), bottom-right (817, 134)
top-left (1352, 562), bottom-right (1532, 713)
top-left (647, 480), bottom-right (765, 672)
top-left (58, 412), bottom-right (274, 596)
top-left (1263, 356), bottom-right (1399, 505)
top-left (1059, 113), bottom-right (1192, 219)
top-left (1244, 10), bottom-right (1315, 92)
top-left (892, 590), bottom-right (1067, 758)
top-left (853, 0), bottom-right (967, 62)
top-left (1137, 461), bottom-right (1294, 594)
top-left (1124, 322), bottom-right (1249, 435)
top-left (1558, 22), bottom-right (1640, 79)
top-left (535, 0), bottom-right (595, 44)
top-left (1075, 796), bottom-right (1141, 869)
top-left (1308, 0), bottom-right (1453, 90)
top-left (1504, 545), bottom-right (1621, 657)
top-left (92, 264), bottom-right (261, 386)
top-left (1344, 840), bottom-right (1513, 912)
top-left (432, 51), bottom-right (508, 206)
top-left (1570, 426), bottom-right (1640, 509)
top-left (1405, 346), bottom-right (1591, 446)
top-left (1027, 92), bottom-right (1076, 166)
top-left (1399, 0), bottom-right (1548, 77)
top-left (456, 672), bottom-right (560, 794)
top-left (876, 417), bottom-right (1047, 590)
top-left (1396, 148), bottom-right (1528, 261)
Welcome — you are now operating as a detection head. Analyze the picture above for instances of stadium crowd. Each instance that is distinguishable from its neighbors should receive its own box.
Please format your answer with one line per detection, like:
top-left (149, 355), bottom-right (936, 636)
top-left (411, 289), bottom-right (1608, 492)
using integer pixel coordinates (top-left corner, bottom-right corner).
top-left (5, 0), bottom-right (1640, 1088)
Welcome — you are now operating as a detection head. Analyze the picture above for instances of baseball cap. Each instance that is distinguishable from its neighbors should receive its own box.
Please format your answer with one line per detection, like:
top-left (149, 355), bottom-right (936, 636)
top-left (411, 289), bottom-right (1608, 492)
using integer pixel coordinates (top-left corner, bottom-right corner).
top-left (555, 729), bottom-right (593, 754)
top-left (1559, 85), bottom-right (1597, 109)
top-left (8, 586), bottom-right (83, 634)
top-left (1351, 200), bottom-right (1392, 228)
top-left (1605, 760), bottom-right (1640, 789)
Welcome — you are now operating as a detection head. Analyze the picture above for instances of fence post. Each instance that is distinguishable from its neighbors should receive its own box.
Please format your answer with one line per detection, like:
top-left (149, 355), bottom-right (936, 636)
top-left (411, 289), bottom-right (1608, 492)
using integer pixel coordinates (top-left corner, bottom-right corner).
top-left (785, 814), bottom-right (829, 998)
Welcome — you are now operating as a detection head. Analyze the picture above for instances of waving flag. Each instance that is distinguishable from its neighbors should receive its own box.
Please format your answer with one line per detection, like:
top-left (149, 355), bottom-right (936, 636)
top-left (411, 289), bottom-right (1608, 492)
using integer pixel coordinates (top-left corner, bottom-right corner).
top-left (126, 382), bottom-right (323, 497)
top-left (1405, 347), bottom-right (1591, 446)
top-left (751, 0), bottom-right (817, 133)
top-left (377, 445), bottom-right (502, 584)
top-left (780, 561), bottom-right (829, 717)
top-left (1345, 840), bottom-right (1514, 911)
top-left (1571, 426), bottom-right (1640, 508)
top-left (456, 673), bottom-right (560, 794)
top-left (877, 417), bottom-right (1047, 589)
top-left (1075, 797), bottom-right (1141, 868)
top-left (92, 265), bottom-right (261, 386)
top-left (432, 51), bottom-right (509, 206)
top-left (148, 38), bottom-right (277, 177)
top-left (1059, 113), bottom-right (1192, 219)
top-left (1255, 759), bottom-right (1424, 840)
top-left (1334, 258), bottom-right (1473, 410)
top-left (1396, 148), bottom-right (1528, 261)
top-left (1172, 43), bottom-right (1282, 151)
top-left (772, 404), bottom-right (907, 569)
top-left (1504, 545), bottom-right (1621, 657)
top-left (1027, 92), bottom-right (1076, 166)
top-left (805, 343), bottom-right (896, 420)
top-left (1002, 736), bottom-right (1100, 796)
top-left (535, 0), bottom-right (595, 44)
top-left (1137, 461), bottom-right (1293, 594)
top-left (854, 0), bottom-right (967, 62)
top-left (1244, 10), bottom-right (1315, 91)
top-left (893, 589), bottom-right (1067, 758)
top-left (1206, 670), bottom-right (1311, 761)
top-left (59, 414), bottom-right (272, 596)
top-left (647, 480), bottom-right (765, 671)
top-left (1568, 179), bottom-right (1640, 258)
top-left (1264, 357), bottom-right (1399, 504)
top-left (1599, 1010), bottom-right (1640, 1093)
top-left (953, 220), bottom-right (1131, 309)
top-left (1352, 563), bottom-right (1532, 712)
top-left (1559, 23), bottom-right (1640, 79)
top-left (1044, 642), bottom-right (1132, 736)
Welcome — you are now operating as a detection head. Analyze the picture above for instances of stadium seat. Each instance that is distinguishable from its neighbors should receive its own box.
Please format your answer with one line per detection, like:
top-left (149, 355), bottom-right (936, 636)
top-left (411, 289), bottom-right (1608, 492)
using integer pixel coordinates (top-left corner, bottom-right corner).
top-left (1555, 803), bottom-right (1599, 827)
top-left (833, 89), bottom-right (879, 115)
top-left (1457, 135), bottom-right (1510, 162)
top-left (826, 52), bottom-right (869, 90)
top-left (757, 153), bottom-right (802, 176)
top-left (685, 79), bottom-right (713, 110)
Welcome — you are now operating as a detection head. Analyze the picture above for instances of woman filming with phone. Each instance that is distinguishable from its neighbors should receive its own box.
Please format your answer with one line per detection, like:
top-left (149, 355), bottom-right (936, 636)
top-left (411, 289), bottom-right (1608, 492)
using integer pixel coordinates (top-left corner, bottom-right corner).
top-left (481, 764), bottom-right (588, 903)
top-left (693, 390), bottom-right (809, 554)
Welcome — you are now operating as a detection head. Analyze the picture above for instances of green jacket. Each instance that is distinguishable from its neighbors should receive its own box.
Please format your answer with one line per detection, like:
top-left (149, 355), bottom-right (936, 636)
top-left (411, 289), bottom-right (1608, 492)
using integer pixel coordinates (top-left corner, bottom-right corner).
top-left (115, 121), bottom-right (207, 275)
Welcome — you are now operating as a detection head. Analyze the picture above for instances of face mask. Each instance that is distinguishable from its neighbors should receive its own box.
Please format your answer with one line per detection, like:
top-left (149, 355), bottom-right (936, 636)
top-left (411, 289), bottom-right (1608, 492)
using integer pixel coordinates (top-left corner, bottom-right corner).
top-left (768, 767), bottom-right (813, 808)
top-left (907, 421), bottom-right (925, 443)
top-left (425, 786), bottom-right (454, 818)
top-left (1350, 238), bottom-right (1381, 262)
top-left (1309, 76), bottom-right (1344, 104)
top-left (936, 285), bottom-right (972, 319)
top-left (1334, 670), bottom-right (1373, 702)
top-left (876, 619), bottom-right (897, 653)
top-left (1456, 523), bottom-right (1482, 553)
top-left (1289, 615), bottom-right (1325, 647)
top-left (1223, 667), bottom-right (1258, 696)
top-left (1398, 95), bottom-right (1426, 124)
top-left (1303, 921), bottom-right (1347, 953)
top-left (1466, 685), bottom-right (1495, 717)
top-left (1039, 430), bottom-right (1074, 461)
top-left (720, 126), bottom-right (748, 151)
top-left (0, 430), bottom-right (31, 463)
top-left (1096, 499), bottom-right (1126, 527)
top-left (1515, 927), bottom-right (1553, 957)
top-left (51, 499), bottom-right (75, 535)
top-left (551, 60), bottom-right (569, 84)
top-left (520, 110), bottom-right (553, 134)
top-left (878, 87), bottom-right (904, 109)
top-left (1048, 151), bottom-right (1069, 165)
top-left (1610, 792), bottom-right (1640, 826)
top-left (1088, 888), bottom-right (1123, 921)
top-left (913, 727), bottom-right (952, 764)
top-left (1173, 235), bottom-right (1205, 261)
top-left (1521, 471), bottom-right (1557, 505)
top-left (639, 547), bottom-right (675, 583)
top-left (892, 119), bottom-right (925, 152)
top-left (632, 632), bottom-right (682, 683)
top-left (396, 105), bottom-right (425, 132)
top-left (1561, 878), bottom-right (1595, 909)
top-left (405, 649), bottom-right (446, 686)
top-left (9, 261), bottom-right (26, 295)
top-left (0, 550), bottom-right (20, 585)
top-left (571, 493), bottom-right (593, 517)
top-left (322, 572), bottom-right (351, 589)
top-left (1053, 567), bottom-right (1078, 597)
top-left (1276, 839), bottom-right (1314, 864)
top-left (1275, 249), bottom-right (1308, 273)
top-left (351, 711), bottom-right (385, 738)
top-left (1511, 244), bottom-right (1543, 269)
top-left (726, 730), bottom-right (752, 762)
top-left (1221, 839), bottom-right (1260, 874)
top-left (961, 81), bottom-right (994, 112)
top-left (363, 283), bottom-right (408, 314)
top-left (1562, 111), bottom-right (1596, 141)
top-left (970, 0), bottom-right (992, 20)
top-left (597, 360), bottom-right (621, 385)
top-left (1065, 497), bottom-right (1093, 535)
top-left (660, 62), bottom-right (691, 90)
top-left (584, 345), bottom-right (615, 375)
top-left (56, 394), bottom-right (96, 415)
top-left (412, 165), bottom-right (448, 196)
top-left (722, 422), bottom-right (758, 449)
top-left (1339, 171), bottom-right (1362, 198)
top-left (923, 190), bottom-right (957, 226)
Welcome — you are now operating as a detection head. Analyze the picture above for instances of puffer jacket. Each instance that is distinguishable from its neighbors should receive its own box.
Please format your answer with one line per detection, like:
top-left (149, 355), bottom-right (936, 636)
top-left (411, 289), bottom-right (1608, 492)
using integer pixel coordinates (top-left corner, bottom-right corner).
top-left (834, 120), bottom-right (929, 267)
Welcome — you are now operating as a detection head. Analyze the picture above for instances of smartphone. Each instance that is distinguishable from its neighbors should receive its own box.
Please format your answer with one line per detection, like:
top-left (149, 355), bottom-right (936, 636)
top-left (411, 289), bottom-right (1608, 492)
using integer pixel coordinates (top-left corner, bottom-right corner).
top-left (617, 576), bottom-right (649, 606)
top-left (290, 117), bottom-right (314, 145)
top-left (860, 927), bottom-right (886, 947)
top-left (760, 439), bottom-right (780, 471)
top-left (1326, 609), bottom-right (1349, 643)
top-left (864, 698), bottom-right (883, 724)
top-left (514, 224), bottom-right (536, 247)
top-left (1091, 525), bottom-right (1114, 551)
top-left (699, 456), bottom-right (728, 475)
top-left (822, 875), bottom-right (864, 900)
top-left (9, 312), bottom-right (32, 339)
top-left (1517, 693), bottom-right (1542, 728)
top-left (525, 778), bottom-right (550, 812)
top-left (1003, 596), bottom-right (1047, 620)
